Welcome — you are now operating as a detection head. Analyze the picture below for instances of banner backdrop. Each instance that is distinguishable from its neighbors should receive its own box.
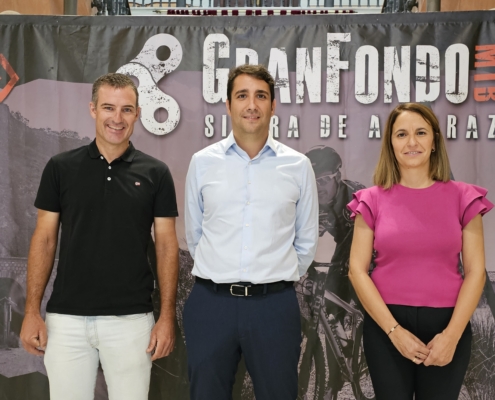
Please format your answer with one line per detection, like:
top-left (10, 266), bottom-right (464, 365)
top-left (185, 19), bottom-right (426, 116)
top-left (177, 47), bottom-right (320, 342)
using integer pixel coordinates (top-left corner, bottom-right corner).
top-left (1, 11), bottom-right (495, 400)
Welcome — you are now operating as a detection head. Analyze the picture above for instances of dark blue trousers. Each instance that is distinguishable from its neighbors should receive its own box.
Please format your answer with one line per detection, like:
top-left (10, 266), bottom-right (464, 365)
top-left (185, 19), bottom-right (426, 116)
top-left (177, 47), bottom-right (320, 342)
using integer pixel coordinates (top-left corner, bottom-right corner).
top-left (363, 305), bottom-right (472, 400)
top-left (183, 281), bottom-right (302, 400)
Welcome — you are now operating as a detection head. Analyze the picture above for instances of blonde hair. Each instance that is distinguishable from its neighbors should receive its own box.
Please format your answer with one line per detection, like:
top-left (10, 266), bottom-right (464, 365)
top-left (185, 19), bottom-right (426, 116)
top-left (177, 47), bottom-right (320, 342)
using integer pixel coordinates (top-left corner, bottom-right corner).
top-left (373, 103), bottom-right (450, 189)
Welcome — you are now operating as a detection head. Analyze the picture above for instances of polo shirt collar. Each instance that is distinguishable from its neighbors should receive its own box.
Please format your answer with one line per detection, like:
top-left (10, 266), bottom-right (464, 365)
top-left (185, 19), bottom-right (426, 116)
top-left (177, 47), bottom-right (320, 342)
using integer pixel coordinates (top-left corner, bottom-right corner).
top-left (121, 142), bottom-right (137, 162)
top-left (88, 139), bottom-right (100, 159)
top-left (88, 139), bottom-right (136, 163)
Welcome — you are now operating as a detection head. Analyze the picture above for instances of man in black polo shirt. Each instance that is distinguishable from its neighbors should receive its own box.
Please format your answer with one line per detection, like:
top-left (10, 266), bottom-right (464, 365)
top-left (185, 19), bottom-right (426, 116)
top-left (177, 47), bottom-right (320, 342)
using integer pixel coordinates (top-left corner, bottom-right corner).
top-left (20, 73), bottom-right (179, 400)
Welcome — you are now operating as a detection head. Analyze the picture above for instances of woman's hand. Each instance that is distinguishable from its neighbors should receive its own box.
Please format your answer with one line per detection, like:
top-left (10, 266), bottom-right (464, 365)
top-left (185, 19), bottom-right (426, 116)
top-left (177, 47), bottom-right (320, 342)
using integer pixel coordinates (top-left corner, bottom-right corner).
top-left (389, 326), bottom-right (430, 364)
top-left (423, 331), bottom-right (458, 367)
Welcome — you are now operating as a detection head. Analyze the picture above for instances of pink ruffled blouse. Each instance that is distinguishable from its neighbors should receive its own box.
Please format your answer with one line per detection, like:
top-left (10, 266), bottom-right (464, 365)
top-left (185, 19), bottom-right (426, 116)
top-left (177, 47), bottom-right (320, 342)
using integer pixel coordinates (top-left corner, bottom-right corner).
top-left (347, 181), bottom-right (493, 307)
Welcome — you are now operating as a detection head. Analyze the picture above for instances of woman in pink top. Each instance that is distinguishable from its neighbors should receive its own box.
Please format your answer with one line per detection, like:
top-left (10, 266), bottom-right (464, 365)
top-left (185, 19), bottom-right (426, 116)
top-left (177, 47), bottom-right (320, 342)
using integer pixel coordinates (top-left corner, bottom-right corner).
top-left (348, 103), bottom-right (493, 400)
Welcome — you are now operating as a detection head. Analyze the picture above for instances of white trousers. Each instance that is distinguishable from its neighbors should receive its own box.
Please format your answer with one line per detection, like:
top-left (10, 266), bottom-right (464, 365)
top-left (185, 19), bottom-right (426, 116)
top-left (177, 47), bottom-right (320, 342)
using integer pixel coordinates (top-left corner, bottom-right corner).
top-left (44, 312), bottom-right (154, 400)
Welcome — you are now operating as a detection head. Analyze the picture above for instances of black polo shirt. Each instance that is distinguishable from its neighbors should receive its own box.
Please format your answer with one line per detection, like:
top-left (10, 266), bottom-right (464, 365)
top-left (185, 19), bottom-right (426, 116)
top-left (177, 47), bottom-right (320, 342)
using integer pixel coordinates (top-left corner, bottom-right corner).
top-left (35, 140), bottom-right (178, 316)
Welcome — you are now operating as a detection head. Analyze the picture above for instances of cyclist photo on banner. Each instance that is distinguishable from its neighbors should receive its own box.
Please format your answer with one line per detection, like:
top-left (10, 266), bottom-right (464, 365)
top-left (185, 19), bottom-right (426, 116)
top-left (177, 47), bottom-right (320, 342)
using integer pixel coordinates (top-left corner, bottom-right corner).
top-left (298, 146), bottom-right (374, 400)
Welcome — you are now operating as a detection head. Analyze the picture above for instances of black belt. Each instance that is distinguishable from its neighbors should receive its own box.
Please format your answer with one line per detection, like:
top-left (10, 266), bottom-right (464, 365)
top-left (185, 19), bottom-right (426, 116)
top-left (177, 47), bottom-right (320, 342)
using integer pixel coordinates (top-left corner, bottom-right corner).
top-left (195, 277), bottom-right (294, 297)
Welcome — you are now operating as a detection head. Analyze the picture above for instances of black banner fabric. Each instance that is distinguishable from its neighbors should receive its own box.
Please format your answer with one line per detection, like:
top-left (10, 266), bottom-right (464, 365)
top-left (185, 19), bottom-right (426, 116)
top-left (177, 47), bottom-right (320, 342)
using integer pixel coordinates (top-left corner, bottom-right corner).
top-left (1, 11), bottom-right (495, 400)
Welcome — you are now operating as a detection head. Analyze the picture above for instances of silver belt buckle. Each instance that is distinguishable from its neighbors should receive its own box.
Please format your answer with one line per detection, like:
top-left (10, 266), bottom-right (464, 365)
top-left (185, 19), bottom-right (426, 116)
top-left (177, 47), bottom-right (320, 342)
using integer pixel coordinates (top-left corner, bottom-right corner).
top-left (230, 284), bottom-right (251, 296)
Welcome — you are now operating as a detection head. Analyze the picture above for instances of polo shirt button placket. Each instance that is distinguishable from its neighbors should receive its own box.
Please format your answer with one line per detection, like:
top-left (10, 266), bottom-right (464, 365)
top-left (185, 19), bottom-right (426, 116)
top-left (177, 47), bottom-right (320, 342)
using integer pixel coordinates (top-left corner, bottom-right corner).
top-left (103, 156), bottom-right (112, 192)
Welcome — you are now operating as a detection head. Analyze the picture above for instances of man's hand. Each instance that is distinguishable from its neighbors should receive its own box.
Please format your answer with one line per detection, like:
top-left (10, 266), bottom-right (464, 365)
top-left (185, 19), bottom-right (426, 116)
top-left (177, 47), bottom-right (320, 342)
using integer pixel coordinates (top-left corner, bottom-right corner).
top-left (389, 326), bottom-right (430, 364)
top-left (146, 316), bottom-right (175, 361)
top-left (423, 332), bottom-right (458, 367)
top-left (20, 313), bottom-right (47, 356)
top-left (21, 209), bottom-right (59, 357)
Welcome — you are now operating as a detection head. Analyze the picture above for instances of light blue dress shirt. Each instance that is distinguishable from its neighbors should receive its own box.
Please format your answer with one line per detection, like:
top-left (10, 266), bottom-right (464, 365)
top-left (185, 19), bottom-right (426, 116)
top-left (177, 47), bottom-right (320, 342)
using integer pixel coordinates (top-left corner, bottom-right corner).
top-left (185, 132), bottom-right (319, 284)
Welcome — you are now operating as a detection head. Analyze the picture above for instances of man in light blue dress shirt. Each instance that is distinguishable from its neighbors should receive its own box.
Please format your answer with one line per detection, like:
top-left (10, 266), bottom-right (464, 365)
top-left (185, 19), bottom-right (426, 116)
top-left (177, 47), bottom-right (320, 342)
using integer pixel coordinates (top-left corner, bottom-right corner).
top-left (184, 64), bottom-right (319, 400)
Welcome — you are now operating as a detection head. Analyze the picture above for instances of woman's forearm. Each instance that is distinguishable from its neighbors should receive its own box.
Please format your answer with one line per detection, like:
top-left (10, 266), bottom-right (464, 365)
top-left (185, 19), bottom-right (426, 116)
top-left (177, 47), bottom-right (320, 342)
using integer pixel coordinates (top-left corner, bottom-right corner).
top-left (349, 215), bottom-right (398, 334)
top-left (349, 269), bottom-right (398, 334)
top-left (444, 267), bottom-right (485, 341)
top-left (444, 214), bottom-right (486, 342)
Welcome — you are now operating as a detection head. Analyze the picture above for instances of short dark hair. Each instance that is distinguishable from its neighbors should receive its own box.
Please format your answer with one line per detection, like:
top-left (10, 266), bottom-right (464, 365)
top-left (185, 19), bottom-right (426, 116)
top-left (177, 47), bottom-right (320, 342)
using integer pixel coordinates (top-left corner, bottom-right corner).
top-left (227, 64), bottom-right (275, 103)
top-left (92, 73), bottom-right (139, 107)
top-left (374, 103), bottom-right (451, 189)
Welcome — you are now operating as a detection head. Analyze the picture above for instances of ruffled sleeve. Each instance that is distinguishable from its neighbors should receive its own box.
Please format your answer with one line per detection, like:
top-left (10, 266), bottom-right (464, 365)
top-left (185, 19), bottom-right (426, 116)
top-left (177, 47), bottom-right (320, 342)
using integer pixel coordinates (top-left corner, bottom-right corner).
top-left (347, 188), bottom-right (376, 231)
top-left (459, 183), bottom-right (494, 228)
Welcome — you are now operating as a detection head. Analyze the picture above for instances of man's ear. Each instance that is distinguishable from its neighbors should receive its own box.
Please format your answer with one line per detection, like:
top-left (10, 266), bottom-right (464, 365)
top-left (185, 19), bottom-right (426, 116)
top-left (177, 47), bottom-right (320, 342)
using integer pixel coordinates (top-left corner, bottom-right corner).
top-left (271, 99), bottom-right (276, 116)
top-left (226, 99), bottom-right (231, 116)
top-left (89, 102), bottom-right (97, 119)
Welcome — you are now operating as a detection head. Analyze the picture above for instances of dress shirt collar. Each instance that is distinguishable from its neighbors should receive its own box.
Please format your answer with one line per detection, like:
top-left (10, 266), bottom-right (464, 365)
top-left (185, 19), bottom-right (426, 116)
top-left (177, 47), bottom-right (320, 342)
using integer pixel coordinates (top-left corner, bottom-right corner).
top-left (88, 139), bottom-right (136, 163)
top-left (223, 132), bottom-right (279, 158)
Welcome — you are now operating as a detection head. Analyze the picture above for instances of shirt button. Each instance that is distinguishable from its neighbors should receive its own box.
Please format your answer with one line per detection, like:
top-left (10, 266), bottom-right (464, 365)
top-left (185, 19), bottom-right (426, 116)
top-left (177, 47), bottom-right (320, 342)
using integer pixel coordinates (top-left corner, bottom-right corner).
top-left (248, 162), bottom-right (251, 165)
top-left (100, 156), bottom-right (104, 160)
top-left (245, 224), bottom-right (249, 227)
top-left (107, 177), bottom-right (111, 181)
top-left (247, 201), bottom-right (250, 205)
top-left (248, 181), bottom-right (251, 184)
top-left (244, 246), bottom-right (247, 250)
top-left (243, 269), bottom-right (247, 272)
top-left (108, 166), bottom-right (112, 170)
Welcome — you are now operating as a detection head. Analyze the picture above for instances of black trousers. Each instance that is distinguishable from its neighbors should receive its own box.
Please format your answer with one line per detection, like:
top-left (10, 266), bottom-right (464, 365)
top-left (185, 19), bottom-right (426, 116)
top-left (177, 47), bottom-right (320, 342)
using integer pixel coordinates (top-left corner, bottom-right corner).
top-left (183, 281), bottom-right (302, 400)
top-left (363, 305), bottom-right (472, 400)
